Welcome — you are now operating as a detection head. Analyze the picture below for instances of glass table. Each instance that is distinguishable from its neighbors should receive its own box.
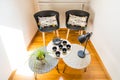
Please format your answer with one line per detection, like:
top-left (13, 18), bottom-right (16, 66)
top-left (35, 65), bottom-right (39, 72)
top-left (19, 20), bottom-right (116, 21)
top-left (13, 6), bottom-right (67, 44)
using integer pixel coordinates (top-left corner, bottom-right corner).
top-left (29, 47), bottom-right (59, 80)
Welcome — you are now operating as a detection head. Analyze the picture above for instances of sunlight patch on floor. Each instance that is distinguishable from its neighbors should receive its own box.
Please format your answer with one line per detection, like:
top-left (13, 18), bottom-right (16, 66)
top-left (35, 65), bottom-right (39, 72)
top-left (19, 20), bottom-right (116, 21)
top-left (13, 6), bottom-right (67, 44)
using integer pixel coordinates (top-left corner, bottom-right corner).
top-left (59, 76), bottom-right (64, 80)
top-left (0, 25), bottom-right (27, 70)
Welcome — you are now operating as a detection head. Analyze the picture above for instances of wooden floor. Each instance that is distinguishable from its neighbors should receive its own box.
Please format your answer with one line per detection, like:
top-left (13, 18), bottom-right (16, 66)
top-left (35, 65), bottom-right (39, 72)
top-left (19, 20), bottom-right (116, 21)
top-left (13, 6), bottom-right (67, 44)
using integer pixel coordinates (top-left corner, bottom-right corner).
top-left (13, 28), bottom-right (110, 80)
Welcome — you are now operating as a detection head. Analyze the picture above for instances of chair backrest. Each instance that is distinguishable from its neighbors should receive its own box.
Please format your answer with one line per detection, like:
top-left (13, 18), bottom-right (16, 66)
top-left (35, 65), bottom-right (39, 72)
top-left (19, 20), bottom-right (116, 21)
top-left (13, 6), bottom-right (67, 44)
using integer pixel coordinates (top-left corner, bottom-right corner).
top-left (66, 10), bottom-right (90, 30)
top-left (34, 10), bottom-right (60, 32)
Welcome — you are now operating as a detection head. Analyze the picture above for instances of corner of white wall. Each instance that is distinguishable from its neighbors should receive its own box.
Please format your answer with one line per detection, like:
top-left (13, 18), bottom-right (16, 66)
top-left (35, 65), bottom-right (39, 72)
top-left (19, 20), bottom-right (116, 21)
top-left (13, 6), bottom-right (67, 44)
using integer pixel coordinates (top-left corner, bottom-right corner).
top-left (89, 0), bottom-right (120, 79)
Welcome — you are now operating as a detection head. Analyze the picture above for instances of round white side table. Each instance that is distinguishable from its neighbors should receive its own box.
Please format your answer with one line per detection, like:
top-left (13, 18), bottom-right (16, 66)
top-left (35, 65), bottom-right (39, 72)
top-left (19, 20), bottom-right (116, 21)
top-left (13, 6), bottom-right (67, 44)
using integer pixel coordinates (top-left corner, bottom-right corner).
top-left (63, 44), bottom-right (91, 72)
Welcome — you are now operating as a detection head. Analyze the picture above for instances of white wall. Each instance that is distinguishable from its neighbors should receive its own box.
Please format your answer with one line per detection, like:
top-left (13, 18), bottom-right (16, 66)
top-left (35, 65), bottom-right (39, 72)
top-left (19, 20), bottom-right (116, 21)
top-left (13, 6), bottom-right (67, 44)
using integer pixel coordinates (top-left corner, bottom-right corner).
top-left (0, 0), bottom-right (37, 47)
top-left (0, 0), bottom-right (37, 79)
top-left (89, 0), bottom-right (120, 79)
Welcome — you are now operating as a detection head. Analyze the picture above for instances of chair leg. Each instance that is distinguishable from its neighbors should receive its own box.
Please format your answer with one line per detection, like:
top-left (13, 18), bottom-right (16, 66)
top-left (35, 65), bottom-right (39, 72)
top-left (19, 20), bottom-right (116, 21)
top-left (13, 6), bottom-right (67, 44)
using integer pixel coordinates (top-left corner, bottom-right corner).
top-left (78, 30), bottom-right (81, 35)
top-left (56, 30), bottom-right (59, 38)
top-left (42, 32), bottom-right (45, 46)
top-left (80, 30), bottom-right (83, 35)
top-left (53, 31), bottom-right (56, 35)
top-left (84, 67), bottom-right (87, 72)
top-left (66, 29), bottom-right (70, 40)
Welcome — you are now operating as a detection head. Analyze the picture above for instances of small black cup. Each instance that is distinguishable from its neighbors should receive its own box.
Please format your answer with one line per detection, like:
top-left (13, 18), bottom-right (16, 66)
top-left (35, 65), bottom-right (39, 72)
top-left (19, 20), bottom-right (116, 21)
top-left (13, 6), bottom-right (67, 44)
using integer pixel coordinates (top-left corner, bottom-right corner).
top-left (62, 48), bottom-right (67, 53)
top-left (52, 46), bottom-right (57, 51)
top-left (66, 44), bottom-right (71, 50)
top-left (59, 44), bottom-right (63, 49)
top-left (55, 51), bottom-right (60, 57)
top-left (63, 41), bottom-right (67, 45)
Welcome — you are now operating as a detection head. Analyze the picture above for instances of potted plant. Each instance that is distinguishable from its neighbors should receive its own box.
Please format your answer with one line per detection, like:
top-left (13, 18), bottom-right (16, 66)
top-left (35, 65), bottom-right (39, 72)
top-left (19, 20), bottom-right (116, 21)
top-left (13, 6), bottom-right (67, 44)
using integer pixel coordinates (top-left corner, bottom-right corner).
top-left (35, 49), bottom-right (46, 60)
top-left (30, 47), bottom-right (48, 65)
top-left (29, 47), bottom-right (49, 74)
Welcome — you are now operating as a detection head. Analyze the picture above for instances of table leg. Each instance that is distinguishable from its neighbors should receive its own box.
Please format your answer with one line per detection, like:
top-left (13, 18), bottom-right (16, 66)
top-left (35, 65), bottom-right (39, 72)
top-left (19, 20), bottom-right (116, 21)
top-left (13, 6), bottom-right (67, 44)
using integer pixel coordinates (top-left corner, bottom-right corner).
top-left (56, 64), bottom-right (60, 73)
top-left (63, 64), bottom-right (67, 73)
top-left (34, 72), bottom-right (37, 80)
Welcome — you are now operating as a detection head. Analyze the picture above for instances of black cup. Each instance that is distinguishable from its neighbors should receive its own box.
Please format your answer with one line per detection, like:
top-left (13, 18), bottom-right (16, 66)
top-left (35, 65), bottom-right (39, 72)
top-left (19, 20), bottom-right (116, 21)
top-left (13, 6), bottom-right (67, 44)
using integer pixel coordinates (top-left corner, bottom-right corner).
top-left (66, 44), bottom-right (71, 50)
top-left (63, 41), bottom-right (67, 45)
top-left (52, 46), bottom-right (57, 51)
top-left (55, 51), bottom-right (60, 57)
top-left (59, 44), bottom-right (63, 49)
top-left (62, 48), bottom-right (67, 53)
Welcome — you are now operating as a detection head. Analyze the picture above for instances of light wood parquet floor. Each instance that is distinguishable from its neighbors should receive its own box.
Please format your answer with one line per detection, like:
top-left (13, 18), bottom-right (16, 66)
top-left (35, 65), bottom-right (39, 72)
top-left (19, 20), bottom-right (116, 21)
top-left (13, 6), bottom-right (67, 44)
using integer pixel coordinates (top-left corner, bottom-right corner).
top-left (13, 28), bottom-right (110, 80)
